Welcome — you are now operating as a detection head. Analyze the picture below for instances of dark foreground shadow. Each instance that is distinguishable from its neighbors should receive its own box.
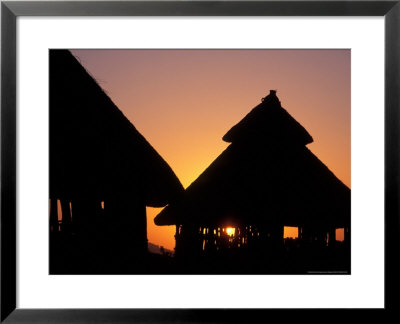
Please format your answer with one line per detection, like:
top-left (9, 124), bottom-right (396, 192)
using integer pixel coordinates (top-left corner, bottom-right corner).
top-left (50, 232), bottom-right (349, 275)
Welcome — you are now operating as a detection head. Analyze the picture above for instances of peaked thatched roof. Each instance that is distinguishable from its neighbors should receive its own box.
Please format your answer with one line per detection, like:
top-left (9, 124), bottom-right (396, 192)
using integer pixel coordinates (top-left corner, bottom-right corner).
top-left (155, 143), bottom-right (350, 228)
top-left (155, 92), bottom-right (350, 228)
top-left (50, 50), bottom-right (184, 206)
top-left (223, 90), bottom-right (313, 146)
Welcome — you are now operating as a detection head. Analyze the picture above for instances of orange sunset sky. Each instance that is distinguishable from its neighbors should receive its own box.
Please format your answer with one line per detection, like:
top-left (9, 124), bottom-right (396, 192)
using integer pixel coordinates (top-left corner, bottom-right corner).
top-left (70, 49), bottom-right (351, 250)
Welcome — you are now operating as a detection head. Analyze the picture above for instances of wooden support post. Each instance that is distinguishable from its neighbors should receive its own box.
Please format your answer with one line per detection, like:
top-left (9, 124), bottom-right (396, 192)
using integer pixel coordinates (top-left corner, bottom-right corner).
top-left (174, 224), bottom-right (181, 255)
top-left (301, 226), bottom-right (313, 245)
top-left (270, 223), bottom-right (284, 248)
top-left (328, 228), bottom-right (336, 247)
top-left (344, 226), bottom-right (350, 246)
top-left (49, 199), bottom-right (59, 232)
top-left (105, 192), bottom-right (148, 255)
top-left (70, 199), bottom-right (102, 236)
top-left (61, 199), bottom-right (72, 232)
top-left (70, 199), bottom-right (82, 234)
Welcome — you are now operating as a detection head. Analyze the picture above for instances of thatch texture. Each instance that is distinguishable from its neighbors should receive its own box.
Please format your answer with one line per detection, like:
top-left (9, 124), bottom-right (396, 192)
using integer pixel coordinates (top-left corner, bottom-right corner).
top-left (50, 50), bottom-right (183, 206)
top-left (155, 91), bottom-right (350, 230)
top-left (155, 143), bottom-right (350, 229)
top-left (223, 91), bottom-right (313, 145)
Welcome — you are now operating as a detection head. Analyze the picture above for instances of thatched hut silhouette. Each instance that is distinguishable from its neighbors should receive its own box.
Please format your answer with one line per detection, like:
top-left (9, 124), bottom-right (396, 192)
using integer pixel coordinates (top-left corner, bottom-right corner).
top-left (155, 91), bottom-right (350, 262)
top-left (49, 50), bottom-right (183, 271)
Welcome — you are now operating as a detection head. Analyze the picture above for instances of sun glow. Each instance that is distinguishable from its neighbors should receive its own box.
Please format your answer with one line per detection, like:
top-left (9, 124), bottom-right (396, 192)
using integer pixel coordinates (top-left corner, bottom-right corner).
top-left (226, 227), bottom-right (235, 236)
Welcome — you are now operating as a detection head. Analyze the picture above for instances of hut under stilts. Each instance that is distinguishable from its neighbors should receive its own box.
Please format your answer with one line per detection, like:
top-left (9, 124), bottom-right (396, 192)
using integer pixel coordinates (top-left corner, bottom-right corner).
top-left (49, 50), bottom-right (184, 273)
top-left (155, 90), bottom-right (350, 272)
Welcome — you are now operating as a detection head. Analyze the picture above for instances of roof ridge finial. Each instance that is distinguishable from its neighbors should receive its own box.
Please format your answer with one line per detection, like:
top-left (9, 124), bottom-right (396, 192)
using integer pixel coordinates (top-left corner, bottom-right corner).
top-left (261, 89), bottom-right (279, 103)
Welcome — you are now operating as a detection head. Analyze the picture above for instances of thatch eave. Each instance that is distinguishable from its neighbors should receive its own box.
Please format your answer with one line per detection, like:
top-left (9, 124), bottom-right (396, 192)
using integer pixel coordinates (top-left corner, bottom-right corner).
top-left (50, 50), bottom-right (184, 206)
top-left (154, 143), bottom-right (350, 228)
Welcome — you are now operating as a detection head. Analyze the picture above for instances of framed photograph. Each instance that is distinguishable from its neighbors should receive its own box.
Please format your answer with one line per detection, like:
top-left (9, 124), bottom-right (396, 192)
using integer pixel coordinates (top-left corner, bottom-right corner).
top-left (1, 0), bottom-right (399, 322)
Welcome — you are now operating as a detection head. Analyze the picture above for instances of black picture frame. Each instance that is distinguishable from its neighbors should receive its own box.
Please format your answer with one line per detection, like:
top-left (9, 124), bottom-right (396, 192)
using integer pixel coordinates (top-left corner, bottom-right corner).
top-left (1, 0), bottom-right (399, 322)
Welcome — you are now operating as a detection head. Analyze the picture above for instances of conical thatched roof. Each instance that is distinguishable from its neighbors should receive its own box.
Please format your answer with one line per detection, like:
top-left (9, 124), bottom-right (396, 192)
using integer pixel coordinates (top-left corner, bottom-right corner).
top-left (155, 91), bottom-right (350, 228)
top-left (223, 90), bottom-right (313, 145)
top-left (50, 50), bottom-right (184, 206)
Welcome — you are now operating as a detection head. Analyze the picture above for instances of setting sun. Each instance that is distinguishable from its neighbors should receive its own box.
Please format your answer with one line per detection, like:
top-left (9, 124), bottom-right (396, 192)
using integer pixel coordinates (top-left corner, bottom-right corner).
top-left (226, 227), bottom-right (235, 236)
